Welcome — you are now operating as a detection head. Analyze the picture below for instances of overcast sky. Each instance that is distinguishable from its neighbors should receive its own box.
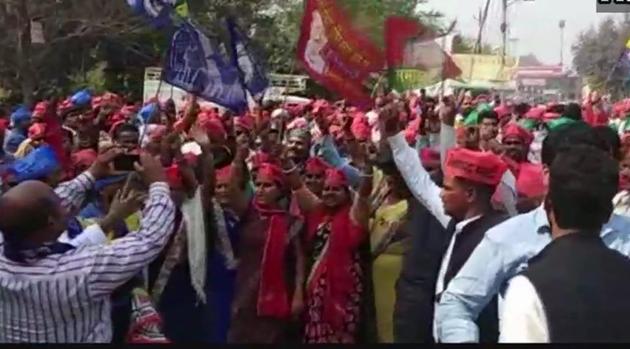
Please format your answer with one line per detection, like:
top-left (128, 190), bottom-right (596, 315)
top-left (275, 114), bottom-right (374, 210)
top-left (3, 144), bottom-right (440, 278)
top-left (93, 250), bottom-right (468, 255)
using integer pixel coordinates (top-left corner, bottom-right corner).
top-left (422, 0), bottom-right (623, 67)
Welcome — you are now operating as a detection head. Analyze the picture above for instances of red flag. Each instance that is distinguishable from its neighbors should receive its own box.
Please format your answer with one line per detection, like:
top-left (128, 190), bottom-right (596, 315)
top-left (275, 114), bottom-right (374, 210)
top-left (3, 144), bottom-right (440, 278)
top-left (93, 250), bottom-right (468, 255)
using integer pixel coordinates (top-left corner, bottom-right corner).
top-left (42, 100), bottom-right (70, 172)
top-left (385, 16), bottom-right (461, 79)
top-left (385, 17), bottom-right (426, 68)
top-left (297, 0), bottom-right (385, 108)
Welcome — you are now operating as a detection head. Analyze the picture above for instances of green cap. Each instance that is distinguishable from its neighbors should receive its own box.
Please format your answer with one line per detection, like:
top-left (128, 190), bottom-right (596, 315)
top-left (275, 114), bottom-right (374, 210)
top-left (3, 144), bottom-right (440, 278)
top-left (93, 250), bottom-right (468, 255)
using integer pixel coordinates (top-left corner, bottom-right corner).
top-left (546, 117), bottom-right (577, 131)
top-left (520, 118), bottom-right (538, 130)
top-left (463, 103), bottom-right (492, 126)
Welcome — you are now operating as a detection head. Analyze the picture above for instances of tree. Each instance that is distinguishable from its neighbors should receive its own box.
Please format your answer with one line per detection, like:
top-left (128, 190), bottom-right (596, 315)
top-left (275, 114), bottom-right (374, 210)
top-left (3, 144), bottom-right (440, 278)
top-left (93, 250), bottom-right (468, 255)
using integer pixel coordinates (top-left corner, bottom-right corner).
top-left (519, 54), bottom-right (543, 66)
top-left (452, 35), bottom-right (495, 55)
top-left (189, 0), bottom-right (444, 74)
top-left (572, 18), bottom-right (630, 98)
top-left (0, 0), bottom-right (154, 105)
top-left (0, 0), bottom-right (446, 104)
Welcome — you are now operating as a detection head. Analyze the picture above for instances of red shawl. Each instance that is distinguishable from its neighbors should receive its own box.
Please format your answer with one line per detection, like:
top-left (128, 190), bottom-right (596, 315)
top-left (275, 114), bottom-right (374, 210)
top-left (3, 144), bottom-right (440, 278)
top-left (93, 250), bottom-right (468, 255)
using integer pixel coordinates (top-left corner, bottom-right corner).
top-left (306, 205), bottom-right (364, 330)
top-left (255, 202), bottom-right (292, 319)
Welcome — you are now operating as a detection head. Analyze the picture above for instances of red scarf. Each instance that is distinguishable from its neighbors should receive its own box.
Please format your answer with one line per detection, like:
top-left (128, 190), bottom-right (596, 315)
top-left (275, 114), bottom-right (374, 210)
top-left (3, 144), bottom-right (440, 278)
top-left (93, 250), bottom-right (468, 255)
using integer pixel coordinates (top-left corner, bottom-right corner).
top-left (254, 202), bottom-right (292, 319)
top-left (306, 205), bottom-right (364, 330)
top-left (42, 101), bottom-right (70, 172)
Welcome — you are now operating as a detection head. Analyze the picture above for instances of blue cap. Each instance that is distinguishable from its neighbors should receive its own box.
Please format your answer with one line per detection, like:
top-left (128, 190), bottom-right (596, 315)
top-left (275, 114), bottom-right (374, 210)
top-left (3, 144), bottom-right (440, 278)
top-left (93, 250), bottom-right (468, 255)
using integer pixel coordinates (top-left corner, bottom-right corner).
top-left (139, 103), bottom-right (158, 123)
top-left (70, 89), bottom-right (92, 108)
top-left (7, 145), bottom-right (60, 183)
top-left (10, 106), bottom-right (32, 125)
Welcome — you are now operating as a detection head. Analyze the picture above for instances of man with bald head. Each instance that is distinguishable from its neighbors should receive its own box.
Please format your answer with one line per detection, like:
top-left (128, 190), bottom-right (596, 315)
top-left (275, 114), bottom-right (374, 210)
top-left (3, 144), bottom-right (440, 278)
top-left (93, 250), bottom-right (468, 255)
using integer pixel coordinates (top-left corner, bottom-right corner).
top-left (0, 150), bottom-right (176, 343)
top-left (0, 180), bottom-right (67, 251)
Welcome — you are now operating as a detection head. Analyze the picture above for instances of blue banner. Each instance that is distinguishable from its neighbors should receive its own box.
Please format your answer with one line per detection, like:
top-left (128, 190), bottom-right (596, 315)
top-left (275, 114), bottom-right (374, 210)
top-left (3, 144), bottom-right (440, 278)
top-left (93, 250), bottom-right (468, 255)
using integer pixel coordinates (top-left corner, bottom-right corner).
top-left (226, 18), bottom-right (270, 99)
top-left (126, 0), bottom-right (187, 28)
top-left (163, 21), bottom-right (248, 112)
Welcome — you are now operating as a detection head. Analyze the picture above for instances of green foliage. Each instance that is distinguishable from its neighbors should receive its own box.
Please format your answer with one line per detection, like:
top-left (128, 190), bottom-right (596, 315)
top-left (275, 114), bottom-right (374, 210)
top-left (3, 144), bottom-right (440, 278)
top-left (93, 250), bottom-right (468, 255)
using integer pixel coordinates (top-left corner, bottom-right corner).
top-left (572, 18), bottom-right (630, 98)
top-left (68, 61), bottom-right (108, 94)
top-left (337, 0), bottom-right (443, 48)
top-left (452, 35), bottom-right (495, 55)
top-left (0, 0), bottom-right (444, 104)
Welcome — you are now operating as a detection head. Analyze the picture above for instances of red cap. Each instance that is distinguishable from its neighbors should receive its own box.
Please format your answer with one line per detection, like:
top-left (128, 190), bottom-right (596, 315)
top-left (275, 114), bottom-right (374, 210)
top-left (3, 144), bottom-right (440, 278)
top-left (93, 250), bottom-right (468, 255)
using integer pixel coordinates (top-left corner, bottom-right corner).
top-left (420, 148), bottom-right (441, 168)
top-left (287, 117), bottom-right (308, 131)
top-left (305, 157), bottom-right (331, 175)
top-left (257, 163), bottom-right (287, 189)
top-left (216, 164), bottom-right (233, 183)
top-left (312, 100), bottom-right (332, 116)
top-left (517, 163), bottom-right (546, 198)
top-left (351, 120), bottom-right (371, 142)
top-left (503, 122), bottom-right (534, 146)
top-left (251, 152), bottom-right (272, 168)
top-left (148, 125), bottom-right (168, 142)
top-left (198, 114), bottom-right (227, 142)
top-left (166, 164), bottom-right (184, 190)
top-left (494, 105), bottom-right (511, 120)
top-left (234, 115), bottom-right (255, 133)
top-left (57, 98), bottom-right (73, 114)
top-left (120, 105), bottom-right (139, 118)
top-left (445, 148), bottom-right (507, 186)
top-left (525, 107), bottom-right (545, 120)
top-left (287, 104), bottom-right (305, 118)
top-left (324, 168), bottom-right (348, 187)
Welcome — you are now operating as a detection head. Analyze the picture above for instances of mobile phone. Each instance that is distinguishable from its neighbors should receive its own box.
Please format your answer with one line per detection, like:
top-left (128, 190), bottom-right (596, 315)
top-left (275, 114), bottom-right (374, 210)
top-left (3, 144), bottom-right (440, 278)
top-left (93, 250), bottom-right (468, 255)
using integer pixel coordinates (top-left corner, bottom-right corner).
top-left (114, 154), bottom-right (140, 172)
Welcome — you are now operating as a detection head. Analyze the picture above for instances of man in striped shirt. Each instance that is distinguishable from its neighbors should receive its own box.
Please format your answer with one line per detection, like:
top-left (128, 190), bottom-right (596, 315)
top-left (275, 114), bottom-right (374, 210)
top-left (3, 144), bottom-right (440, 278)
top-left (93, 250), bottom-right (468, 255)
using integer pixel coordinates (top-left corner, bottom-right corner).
top-left (0, 150), bottom-right (176, 343)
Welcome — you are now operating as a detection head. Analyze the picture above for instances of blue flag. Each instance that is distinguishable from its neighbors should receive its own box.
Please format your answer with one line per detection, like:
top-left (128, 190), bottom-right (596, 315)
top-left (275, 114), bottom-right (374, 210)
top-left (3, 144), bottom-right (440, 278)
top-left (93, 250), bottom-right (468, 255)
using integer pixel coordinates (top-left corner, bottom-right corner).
top-left (126, 0), bottom-right (187, 28)
top-left (226, 18), bottom-right (270, 99)
top-left (162, 21), bottom-right (248, 112)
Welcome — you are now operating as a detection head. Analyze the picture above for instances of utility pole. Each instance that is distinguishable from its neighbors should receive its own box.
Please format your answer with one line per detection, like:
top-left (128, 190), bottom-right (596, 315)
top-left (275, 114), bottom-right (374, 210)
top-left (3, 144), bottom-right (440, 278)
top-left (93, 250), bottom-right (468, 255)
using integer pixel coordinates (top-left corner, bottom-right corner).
top-left (502, 0), bottom-right (508, 65)
top-left (559, 20), bottom-right (566, 70)
top-left (475, 0), bottom-right (492, 54)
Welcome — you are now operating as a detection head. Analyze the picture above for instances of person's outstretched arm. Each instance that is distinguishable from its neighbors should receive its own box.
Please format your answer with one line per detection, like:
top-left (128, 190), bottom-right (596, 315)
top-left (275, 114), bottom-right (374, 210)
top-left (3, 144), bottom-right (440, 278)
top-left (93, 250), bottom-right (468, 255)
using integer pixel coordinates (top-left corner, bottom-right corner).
top-left (55, 147), bottom-right (123, 215)
top-left (387, 132), bottom-right (450, 228)
top-left (72, 154), bottom-right (177, 297)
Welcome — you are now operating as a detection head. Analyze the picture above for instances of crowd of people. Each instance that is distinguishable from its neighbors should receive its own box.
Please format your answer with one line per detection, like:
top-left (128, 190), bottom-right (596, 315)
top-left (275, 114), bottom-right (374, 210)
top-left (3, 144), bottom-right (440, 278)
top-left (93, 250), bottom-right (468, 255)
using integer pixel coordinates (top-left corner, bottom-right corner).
top-left (0, 87), bottom-right (630, 343)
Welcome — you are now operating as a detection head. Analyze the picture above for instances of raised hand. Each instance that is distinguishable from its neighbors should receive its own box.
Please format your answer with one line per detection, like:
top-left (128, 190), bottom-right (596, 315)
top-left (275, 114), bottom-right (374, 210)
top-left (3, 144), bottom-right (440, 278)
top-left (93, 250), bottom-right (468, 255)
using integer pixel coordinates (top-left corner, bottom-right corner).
top-left (89, 146), bottom-right (124, 179)
top-left (107, 187), bottom-right (145, 222)
top-left (379, 102), bottom-right (402, 138)
top-left (189, 124), bottom-right (211, 150)
top-left (439, 96), bottom-right (457, 127)
top-left (314, 113), bottom-right (330, 136)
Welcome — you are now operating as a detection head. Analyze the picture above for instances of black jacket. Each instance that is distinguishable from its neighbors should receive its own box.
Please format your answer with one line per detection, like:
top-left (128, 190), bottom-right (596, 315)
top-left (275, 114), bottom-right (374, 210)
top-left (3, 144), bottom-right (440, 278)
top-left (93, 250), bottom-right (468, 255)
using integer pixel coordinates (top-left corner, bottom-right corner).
top-left (524, 232), bottom-right (630, 343)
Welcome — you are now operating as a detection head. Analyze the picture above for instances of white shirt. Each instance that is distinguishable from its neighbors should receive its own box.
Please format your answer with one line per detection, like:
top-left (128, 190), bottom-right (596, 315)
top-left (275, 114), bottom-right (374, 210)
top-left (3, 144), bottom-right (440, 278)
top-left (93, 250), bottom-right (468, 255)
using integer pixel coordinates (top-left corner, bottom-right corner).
top-left (499, 275), bottom-right (549, 343)
top-left (433, 215), bottom-right (482, 341)
top-left (613, 190), bottom-right (630, 219)
top-left (388, 132), bottom-right (451, 228)
top-left (435, 215), bottom-right (482, 296)
top-left (58, 225), bottom-right (108, 248)
top-left (0, 174), bottom-right (176, 343)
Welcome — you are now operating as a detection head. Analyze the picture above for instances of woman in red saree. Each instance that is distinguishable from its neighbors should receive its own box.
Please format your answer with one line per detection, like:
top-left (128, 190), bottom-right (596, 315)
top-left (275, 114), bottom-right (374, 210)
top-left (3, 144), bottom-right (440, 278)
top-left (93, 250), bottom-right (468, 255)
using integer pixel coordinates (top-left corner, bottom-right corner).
top-left (287, 162), bottom-right (372, 343)
top-left (227, 152), bottom-right (305, 343)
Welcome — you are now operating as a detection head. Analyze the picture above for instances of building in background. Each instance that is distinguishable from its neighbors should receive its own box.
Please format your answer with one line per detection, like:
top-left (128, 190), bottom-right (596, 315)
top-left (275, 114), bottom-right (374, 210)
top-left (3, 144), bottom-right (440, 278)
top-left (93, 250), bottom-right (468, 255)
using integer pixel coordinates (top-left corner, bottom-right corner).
top-left (514, 64), bottom-right (580, 102)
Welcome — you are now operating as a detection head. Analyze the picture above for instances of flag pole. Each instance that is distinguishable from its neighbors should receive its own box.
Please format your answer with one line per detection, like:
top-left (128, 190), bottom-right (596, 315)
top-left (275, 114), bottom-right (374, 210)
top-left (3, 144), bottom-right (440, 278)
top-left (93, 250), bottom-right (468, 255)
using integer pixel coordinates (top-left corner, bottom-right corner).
top-left (603, 50), bottom-right (626, 92)
top-left (371, 71), bottom-right (386, 98)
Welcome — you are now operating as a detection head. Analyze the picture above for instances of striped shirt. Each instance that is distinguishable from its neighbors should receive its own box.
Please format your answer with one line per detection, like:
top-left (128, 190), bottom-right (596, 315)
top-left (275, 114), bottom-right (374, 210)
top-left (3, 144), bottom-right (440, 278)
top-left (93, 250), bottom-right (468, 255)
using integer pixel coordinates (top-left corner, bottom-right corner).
top-left (0, 173), bottom-right (176, 343)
